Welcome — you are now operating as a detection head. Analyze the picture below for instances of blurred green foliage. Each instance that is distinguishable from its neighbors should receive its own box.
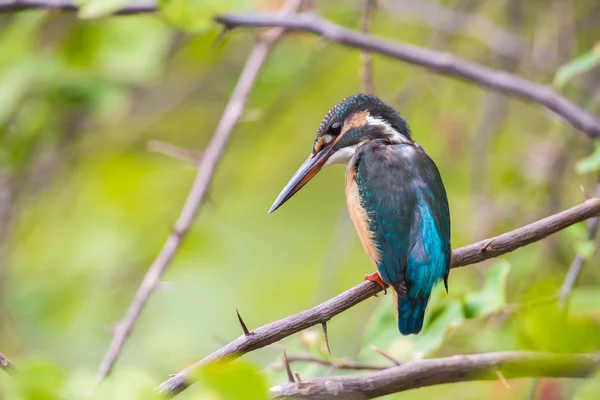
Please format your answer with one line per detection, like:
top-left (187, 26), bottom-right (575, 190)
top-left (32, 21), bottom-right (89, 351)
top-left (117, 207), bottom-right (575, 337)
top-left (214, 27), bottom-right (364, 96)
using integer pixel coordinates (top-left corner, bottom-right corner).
top-left (0, 1), bottom-right (599, 399)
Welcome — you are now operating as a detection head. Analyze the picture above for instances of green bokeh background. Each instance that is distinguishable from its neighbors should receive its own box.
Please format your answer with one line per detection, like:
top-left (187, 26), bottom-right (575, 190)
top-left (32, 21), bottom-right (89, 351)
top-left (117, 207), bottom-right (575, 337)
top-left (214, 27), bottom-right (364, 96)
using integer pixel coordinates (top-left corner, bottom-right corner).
top-left (1, 1), bottom-right (600, 399)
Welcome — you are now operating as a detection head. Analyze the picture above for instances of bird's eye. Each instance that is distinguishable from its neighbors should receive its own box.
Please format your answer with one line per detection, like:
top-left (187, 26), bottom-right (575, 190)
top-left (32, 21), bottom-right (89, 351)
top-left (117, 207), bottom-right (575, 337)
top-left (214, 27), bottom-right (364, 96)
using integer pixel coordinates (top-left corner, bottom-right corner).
top-left (329, 122), bottom-right (342, 136)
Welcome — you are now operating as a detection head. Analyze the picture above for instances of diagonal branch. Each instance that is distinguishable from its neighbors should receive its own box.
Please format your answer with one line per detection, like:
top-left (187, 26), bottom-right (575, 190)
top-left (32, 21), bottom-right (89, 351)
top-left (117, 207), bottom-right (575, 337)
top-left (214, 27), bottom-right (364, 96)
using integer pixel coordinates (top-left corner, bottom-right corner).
top-left (380, 0), bottom-right (529, 62)
top-left (559, 182), bottom-right (600, 307)
top-left (0, 0), bottom-right (156, 14)
top-left (93, 0), bottom-right (304, 387)
top-left (270, 351), bottom-right (600, 399)
top-left (0, 351), bottom-right (16, 374)
top-left (158, 198), bottom-right (600, 395)
top-left (265, 354), bottom-right (390, 373)
top-left (214, 12), bottom-right (600, 139)
top-left (359, 0), bottom-right (376, 95)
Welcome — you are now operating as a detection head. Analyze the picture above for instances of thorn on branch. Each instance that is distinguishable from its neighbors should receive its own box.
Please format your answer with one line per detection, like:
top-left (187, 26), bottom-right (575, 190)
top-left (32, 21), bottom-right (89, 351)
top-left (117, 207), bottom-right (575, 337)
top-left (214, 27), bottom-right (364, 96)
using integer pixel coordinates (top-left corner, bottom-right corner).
top-left (496, 369), bottom-right (512, 389)
top-left (147, 140), bottom-right (201, 166)
top-left (211, 27), bottom-right (231, 51)
top-left (236, 308), bottom-right (254, 335)
top-left (321, 321), bottom-right (331, 355)
top-left (0, 352), bottom-right (17, 374)
top-left (283, 351), bottom-right (295, 382)
top-left (479, 237), bottom-right (497, 253)
top-left (580, 184), bottom-right (591, 200)
top-left (293, 371), bottom-right (302, 382)
top-left (370, 345), bottom-right (402, 366)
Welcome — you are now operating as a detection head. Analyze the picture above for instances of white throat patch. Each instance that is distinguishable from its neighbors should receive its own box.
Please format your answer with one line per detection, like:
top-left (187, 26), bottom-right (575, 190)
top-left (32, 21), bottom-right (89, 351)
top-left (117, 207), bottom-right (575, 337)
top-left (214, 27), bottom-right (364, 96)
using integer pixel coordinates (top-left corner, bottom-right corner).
top-left (323, 145), bottom-right (357, 168)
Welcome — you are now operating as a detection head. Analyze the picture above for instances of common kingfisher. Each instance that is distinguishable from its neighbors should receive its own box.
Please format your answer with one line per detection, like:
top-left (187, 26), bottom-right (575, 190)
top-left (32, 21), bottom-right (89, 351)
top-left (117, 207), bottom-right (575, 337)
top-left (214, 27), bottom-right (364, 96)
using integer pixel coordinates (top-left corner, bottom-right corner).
top-left (269, 94), bottom-right (451, 335)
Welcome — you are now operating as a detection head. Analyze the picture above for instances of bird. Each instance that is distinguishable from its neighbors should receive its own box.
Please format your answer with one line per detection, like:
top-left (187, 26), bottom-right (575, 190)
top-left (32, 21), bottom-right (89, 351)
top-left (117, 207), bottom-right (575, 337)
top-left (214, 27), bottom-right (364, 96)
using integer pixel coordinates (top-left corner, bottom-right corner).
top-left (268, 93), bottom-right (451, 335)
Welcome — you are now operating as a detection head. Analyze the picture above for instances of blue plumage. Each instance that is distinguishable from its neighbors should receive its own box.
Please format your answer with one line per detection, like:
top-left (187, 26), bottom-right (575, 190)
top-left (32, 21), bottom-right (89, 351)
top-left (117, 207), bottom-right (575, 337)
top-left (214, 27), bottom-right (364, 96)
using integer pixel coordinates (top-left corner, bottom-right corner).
top-left (352, 142), bottom-right (451, 335)
top-left (269, 94), bottom-right (451, 336)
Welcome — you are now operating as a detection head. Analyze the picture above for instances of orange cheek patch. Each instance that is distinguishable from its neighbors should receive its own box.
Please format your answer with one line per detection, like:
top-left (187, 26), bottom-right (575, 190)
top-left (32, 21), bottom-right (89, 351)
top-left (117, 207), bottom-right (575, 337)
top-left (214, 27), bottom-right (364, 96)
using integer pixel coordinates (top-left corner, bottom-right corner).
top-left (313, 136), bottom-right (326, 154)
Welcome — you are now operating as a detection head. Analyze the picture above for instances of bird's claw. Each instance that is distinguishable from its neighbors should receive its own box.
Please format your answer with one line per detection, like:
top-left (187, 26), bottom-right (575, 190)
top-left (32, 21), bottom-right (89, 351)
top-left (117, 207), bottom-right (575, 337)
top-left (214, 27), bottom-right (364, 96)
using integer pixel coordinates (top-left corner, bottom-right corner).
top-left (364, 272), bottom-right (387, 294)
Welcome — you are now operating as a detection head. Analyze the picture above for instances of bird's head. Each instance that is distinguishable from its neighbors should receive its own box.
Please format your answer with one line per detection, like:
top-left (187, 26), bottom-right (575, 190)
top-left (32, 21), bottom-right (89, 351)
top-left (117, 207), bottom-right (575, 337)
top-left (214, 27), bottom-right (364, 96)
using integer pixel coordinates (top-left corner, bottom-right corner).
top-left (269, 93), bottom-right (412, 213)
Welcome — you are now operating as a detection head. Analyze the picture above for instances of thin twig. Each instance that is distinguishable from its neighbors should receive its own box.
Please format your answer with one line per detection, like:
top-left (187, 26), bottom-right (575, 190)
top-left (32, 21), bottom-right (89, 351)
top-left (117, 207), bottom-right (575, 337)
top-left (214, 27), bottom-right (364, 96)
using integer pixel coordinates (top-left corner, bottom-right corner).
top-left (214, 12), bottom-right (600, 139)
top-left (0, 0), bottom-right (156, 14)
top-left (266, 354), bottom-right (390, 372)
top-left (270, 352), bottom-right (600, 399)
top-left (360, 0), bottom-right (375, 94)
top-left (380, 0), bottom-right (529, 62)
top-left (370, 345), bottom-right (402, 366)
top-left (321, 322), bottom-right (331, 355)
top-left (283, 351), bottom-right (295, 382)
top-left (559, 182), bottom-right (600, 307)
top-left (0, 352), bottom-right (16, 374)
top-left (158, 198), bottom-right (600, 395)
top-left (147, 140), bottom-right (201, 166)
top-left (93, 0), bottom-right (304, 388)
top-left (495, 369), bottom-right (512, 389)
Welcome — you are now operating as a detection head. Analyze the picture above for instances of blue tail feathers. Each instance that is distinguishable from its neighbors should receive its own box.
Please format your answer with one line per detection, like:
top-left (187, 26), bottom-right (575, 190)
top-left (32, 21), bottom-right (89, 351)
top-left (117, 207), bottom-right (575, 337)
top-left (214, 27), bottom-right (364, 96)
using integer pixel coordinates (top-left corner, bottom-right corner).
top-left (398, 296), bottom-right (429, 335)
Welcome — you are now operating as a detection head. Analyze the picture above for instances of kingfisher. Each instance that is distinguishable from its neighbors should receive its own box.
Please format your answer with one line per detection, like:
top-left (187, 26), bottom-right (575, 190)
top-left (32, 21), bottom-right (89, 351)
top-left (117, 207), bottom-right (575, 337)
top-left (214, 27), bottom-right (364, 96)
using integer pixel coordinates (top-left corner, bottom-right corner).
top-left (269, 94), bottom-right (451, 335)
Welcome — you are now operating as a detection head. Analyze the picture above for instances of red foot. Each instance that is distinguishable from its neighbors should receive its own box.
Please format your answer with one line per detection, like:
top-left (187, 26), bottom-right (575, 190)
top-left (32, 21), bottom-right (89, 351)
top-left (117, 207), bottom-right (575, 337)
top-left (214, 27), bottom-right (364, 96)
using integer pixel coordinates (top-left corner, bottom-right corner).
top-left (364, 272), bottom-right (387, 294)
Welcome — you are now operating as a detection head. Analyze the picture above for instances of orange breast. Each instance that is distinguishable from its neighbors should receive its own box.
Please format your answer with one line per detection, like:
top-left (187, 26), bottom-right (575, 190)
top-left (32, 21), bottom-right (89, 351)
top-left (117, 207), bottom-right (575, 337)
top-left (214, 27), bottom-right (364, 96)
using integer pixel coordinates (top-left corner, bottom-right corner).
top-left (345, 166), bottom-right (382, 266)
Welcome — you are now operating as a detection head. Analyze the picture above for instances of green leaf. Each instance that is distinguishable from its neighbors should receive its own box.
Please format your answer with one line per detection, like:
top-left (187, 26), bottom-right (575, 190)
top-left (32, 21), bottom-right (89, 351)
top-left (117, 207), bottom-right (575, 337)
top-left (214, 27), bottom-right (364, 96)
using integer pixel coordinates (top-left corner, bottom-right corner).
top-left (196, 361), bottom-right (268, 400)
top-left (554, 44), bottom-right (600, 89)
top-left (361, 295), bottom-right (399, 350)
top-left (464, 261), bottom-right (510, 319)
top-left (77, 0), bottom-right (131, 19)
top-left (158, 0), bottom-right (248, 32)
top-left (0, 64), bottom-right (32, 126)
top-left (14, 361), bottom-right (66, 400)
top-left (575, 141), bottom-right (600, 175)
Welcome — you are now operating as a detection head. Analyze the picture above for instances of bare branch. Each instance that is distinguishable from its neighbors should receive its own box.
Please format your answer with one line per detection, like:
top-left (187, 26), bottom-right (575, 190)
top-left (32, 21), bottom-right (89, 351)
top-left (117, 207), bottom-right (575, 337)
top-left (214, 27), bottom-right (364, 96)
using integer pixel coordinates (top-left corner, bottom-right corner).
top-left (270, 351), bottom-right (600, 399)
top-left (370, 345), bottom-right (402, 366)
top-left (380, 0), bottom-right (528, 62)
top-left (320, 322), bottom-right (331, 355)
top-left (360, 0), bottom-right (375, 94)
top-left (450, 198), bottom-right (600, 266)
top-left (158, 198), bottom-right (600, 395)
top-left (0, 0), bottom-right (156, 14)
top-left (559, 182), bottom-right (600, 306)
top-left (0, 352), bottom-right (16, 374)
top-left (147, 140), bottom-right (201, 166)
top-left (283, 351), bottom-right (295, 382)
top-left (93, 0), bottom-right (304, 387)
top-left (215, 12), bottom-right (600, 139)
top-left (265, 354), bottom-right (390, 373)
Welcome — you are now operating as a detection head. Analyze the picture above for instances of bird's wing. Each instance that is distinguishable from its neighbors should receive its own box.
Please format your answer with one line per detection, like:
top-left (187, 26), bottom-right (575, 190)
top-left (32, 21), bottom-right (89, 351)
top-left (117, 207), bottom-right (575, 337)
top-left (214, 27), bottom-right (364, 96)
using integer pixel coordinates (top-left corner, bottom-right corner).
top-left (351, 142), bottom-right (451, 297)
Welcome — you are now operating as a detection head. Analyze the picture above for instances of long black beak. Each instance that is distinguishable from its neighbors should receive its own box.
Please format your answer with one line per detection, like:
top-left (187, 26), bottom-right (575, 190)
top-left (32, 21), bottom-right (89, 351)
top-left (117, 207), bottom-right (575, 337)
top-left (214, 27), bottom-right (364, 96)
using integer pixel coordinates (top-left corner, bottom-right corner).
top-left (269, 148), bottom-right (332, 214)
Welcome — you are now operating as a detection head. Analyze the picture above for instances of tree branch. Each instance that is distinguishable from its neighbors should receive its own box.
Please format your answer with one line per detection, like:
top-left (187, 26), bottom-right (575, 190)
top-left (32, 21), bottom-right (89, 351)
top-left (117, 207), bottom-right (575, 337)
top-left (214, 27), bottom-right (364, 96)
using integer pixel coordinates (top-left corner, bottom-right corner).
top-left (265, 354), bottom-right (390, 373)
top-left (158, 197), bottom-right (600, 395)
top-left (380, 0), bottom-right (529, 62)
top-left (360, 0), bottom-right (375, 95)
top-left (559, 182), bottom-right (600, 307)
top-left (270, 351), bottom-right (600, 399)
top-left (0, 351), bottom-right (16, 374)
top-left (0, 0), bottom-right (156, 14)
top-left (93, 0), bottom-right (304, 388)
top-left (147, 140), bottom-right (201, 166)
top-left (215, 12), bottom-right (600, 139)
